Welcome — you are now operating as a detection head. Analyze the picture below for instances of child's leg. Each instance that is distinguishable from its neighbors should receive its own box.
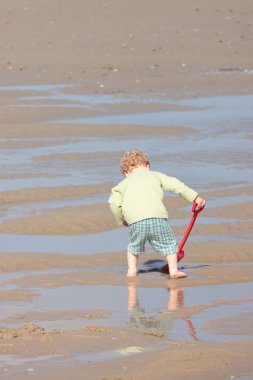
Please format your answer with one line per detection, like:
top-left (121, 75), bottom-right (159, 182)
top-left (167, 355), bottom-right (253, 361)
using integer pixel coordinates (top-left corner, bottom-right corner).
top-left (127, 252), bottom-right (138, 277)
top-left (166, 253), bottom-right (187, 278)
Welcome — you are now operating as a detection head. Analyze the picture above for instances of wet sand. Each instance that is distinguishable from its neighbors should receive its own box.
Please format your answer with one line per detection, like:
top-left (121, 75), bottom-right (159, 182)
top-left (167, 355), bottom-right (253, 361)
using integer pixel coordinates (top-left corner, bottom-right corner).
top-left (1, 0), bottom-right (253, 379)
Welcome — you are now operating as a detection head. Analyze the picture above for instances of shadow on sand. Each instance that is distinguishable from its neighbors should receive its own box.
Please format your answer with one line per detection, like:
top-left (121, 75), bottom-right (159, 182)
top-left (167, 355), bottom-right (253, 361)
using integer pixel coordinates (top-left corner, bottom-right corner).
top-left (138, 259), bottom-right (210, 274)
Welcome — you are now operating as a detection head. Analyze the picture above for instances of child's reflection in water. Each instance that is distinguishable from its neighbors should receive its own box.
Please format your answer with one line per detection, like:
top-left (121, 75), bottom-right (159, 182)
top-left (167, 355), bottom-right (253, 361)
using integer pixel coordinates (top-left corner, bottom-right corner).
top-left (127, 282), bottom-right (197, 340)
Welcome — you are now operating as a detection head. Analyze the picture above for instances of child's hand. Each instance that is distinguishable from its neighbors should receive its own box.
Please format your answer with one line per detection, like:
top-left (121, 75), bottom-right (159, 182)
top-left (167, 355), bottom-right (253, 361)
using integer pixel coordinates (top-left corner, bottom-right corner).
top-left (194, 196), bottom-right (206, 208)
top-left (123, 221), bottom-right (128, 227)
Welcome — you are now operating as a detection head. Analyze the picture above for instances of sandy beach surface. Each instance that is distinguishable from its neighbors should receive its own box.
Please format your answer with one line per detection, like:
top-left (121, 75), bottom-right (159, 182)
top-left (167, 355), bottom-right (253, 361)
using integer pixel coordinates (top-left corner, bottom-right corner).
top-left (1, 1), bottom-right (253, 379)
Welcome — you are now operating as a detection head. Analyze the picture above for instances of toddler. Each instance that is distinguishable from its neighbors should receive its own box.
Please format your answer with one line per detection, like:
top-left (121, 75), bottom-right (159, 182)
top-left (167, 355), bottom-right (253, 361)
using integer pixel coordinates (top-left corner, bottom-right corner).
top-left (108, 150), bottom-right (205, 278)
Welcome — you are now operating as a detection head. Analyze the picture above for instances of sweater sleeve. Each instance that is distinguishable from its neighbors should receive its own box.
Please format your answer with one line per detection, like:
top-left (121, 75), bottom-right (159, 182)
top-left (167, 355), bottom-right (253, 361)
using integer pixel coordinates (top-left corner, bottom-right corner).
top-left (158, 173), bottom-right (198, 203)
top-left (108, 185), bottom-right (125, 225)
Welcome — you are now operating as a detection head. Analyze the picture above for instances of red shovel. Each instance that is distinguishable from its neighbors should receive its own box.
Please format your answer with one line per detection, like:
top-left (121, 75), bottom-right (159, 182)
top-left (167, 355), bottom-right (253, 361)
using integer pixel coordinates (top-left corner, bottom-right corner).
top-left (162, 201), bottom-right (205, 272)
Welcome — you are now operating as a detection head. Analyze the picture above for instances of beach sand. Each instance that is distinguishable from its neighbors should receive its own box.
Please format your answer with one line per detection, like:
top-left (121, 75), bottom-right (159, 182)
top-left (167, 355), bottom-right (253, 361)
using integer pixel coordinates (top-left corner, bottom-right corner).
top-left (0, 0), bottom-right (253, 379)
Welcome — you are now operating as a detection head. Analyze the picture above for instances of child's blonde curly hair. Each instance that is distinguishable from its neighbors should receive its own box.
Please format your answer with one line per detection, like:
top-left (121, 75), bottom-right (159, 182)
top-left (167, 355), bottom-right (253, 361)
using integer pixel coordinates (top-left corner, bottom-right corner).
top-left (120, 150), bottom-right (150, 174)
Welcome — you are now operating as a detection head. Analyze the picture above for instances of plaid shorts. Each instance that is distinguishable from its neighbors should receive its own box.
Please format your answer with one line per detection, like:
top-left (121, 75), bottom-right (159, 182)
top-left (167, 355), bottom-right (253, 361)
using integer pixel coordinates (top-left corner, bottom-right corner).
top-left (127, 218), bottom-right (178, 256)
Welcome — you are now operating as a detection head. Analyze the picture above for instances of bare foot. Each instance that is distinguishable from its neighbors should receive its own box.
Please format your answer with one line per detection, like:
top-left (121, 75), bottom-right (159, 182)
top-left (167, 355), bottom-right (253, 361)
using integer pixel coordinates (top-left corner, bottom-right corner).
top-left (170, 271), bottom-right (187, 279)
top-left (127, 269), bottom-right (137, 277)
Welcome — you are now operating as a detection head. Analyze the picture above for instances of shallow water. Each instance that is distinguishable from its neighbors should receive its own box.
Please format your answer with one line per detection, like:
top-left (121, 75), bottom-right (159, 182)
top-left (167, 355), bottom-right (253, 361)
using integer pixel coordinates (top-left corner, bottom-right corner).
top-left (0, 193), bottom-right (106, 222)
top-left (0, 85), bottom-right (252, 253)
top-left (0, 347), bottom-right (149, 376)
top-left (0, 354), bottom-right (59, 378)
top-left (0, 85), bottom-right (253, 372)
top-left (50, 94), bottom-right (253, 133)
top-left (1, 85), bottom-right (253, 191)
top-left (0, 354), bottom-right (57, 367)
top-left (1, 274), bottom-right (253, 343)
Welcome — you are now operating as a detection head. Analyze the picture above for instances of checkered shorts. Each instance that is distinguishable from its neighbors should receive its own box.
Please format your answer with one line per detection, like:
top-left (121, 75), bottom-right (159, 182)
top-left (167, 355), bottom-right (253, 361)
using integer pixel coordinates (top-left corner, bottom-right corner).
top-left (127, 218), bottom-right (178, 256)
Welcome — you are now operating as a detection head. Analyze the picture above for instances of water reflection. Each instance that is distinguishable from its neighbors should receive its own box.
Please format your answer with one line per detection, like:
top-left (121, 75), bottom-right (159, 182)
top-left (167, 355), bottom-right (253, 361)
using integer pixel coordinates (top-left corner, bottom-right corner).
top-left (127, 282), bottom-right (197, 340)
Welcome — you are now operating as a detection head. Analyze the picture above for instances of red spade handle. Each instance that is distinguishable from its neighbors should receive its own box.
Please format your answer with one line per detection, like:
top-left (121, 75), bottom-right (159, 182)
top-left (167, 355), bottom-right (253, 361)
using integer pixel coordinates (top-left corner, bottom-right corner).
top-left (177, 201), bottom-right (205, 261)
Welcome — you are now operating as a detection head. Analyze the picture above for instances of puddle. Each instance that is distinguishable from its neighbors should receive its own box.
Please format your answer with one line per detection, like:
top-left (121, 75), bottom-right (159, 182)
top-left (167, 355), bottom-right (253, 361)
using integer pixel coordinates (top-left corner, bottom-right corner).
top-left (0, 354), bottom-right (57, 368)
top-left (1, 270), bottom-right (253, 373)
top-left (187, 301), bottom-right (253, 342)
top-left (0, 354), bottom-right (59, 378)
top-left (47, 94), bottom-right (253, 132)
top-left (0, 347), bottom-right (146, 376)
top-left (0, 229), bottom-right (128, 254)
top-left (0, 84), bottom-right (76, 92)
top-left (1, 281), bottom-right (253, 343)
top-left (1, 193), bottom-right (107, 222)
top-left (0, 83), bottom-right (134, 108)
top-left (61, 346), bottom-right (147, 366)
top-left (192, 195), bottom-right (253, 209)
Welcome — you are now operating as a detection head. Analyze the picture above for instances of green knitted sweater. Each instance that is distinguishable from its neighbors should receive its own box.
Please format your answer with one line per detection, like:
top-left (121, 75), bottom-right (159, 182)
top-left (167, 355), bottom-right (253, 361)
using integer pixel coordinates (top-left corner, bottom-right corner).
top-left (108, 168), bottom-right (198, 225)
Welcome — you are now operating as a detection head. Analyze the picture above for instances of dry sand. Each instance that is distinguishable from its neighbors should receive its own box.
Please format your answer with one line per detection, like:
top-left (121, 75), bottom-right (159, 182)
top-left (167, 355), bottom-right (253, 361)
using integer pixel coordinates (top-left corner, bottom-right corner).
top-left (1, 0), bottom-right (252, 96)
top-left (0, 0), bottom-right (253, 379)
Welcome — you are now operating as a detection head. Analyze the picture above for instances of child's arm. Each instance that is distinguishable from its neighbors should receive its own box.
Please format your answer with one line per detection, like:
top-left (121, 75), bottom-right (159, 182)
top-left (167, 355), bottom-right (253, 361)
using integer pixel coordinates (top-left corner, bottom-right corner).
top-left (108, 186), bottom-right (125, 225)
top-left (159, 173), bottom-right (198, 203)
top-left (158, 172), bottom-right (206, 206)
